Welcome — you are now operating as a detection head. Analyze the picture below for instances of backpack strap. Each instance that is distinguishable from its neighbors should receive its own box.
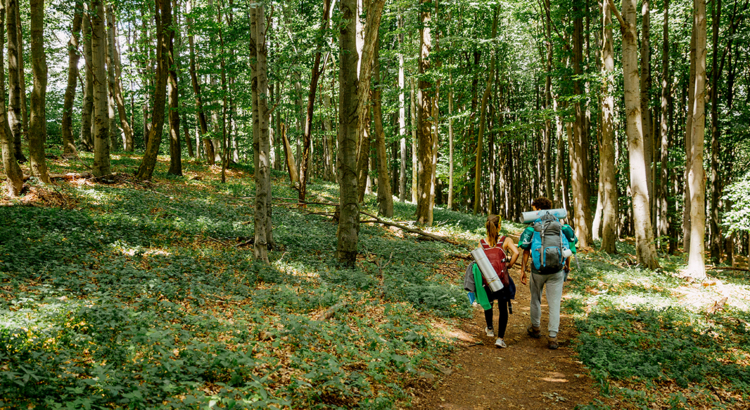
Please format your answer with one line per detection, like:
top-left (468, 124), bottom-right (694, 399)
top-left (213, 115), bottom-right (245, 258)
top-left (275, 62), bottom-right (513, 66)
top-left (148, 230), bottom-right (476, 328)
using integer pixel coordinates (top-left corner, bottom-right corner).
top-left (480, 239), bottom-right (492, 250)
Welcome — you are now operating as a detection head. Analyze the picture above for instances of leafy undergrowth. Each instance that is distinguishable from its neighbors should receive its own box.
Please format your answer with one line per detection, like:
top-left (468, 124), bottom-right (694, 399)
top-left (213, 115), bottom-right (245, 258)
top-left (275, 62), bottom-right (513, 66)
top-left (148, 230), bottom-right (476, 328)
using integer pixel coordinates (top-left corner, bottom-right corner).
top-left (0, 151), bottom-right (516, 409)
top-left (568, 243), bottom-right (750, 409)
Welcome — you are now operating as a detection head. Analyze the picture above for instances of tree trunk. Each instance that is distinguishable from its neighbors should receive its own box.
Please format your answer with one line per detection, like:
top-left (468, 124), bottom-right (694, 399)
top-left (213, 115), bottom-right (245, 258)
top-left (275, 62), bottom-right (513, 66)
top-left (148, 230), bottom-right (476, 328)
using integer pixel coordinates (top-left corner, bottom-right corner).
top-left (600, 0), bottom-right (618, 254)
top-left (416, 0), bottom-right (434, 225)
top-left (135, 0), bottom-right (170, 180)
top-left (299, 0), bottom-right (332, 204)
top-left (167, 0), bottom-right (181, 176)
top-left (373, 40), bottom-right (393, 217)
top-left (61, 1), bottom-right (83, 157)
top-left (219, 8), bottom-right (227, 183)
top-left (570, 0), bottom-right (592, 247)
top-left (91, 0), bottom-right (111, 176)
top-left (411, 78), bottom-right (418, 203)
top-left (447, 76), bottom-right (454, 210)
top-left (250, 3), bottom-right (272, 263)
top-left (658, 0), bottom-right (670, 250)
top-left (337, 0), bottom-right (360, 265)
top-left (355, 0), bottom-right (386, 203)
top-left (105, 5), bottom-right (118, 150)
top-left (6, 0), bottom-right (24, 163)
top-left (0, 1), bottom-right (22, 196)
top-left (612, 0), bottom-right (659, 269)
top-left (398, 15), bottom-right (407, 203)
top-left (80, 6), bottom-right (94, 151)
top-left (683, 29), bottom-right (696, 253)
top-left (473, 4), bottom-right (500, 215)
top-left (686, 0), bottom-right (707, 279)
top-left (708, 0), bottom-right (722, 263)
top-left (641, 0), bottom-right (654, 227)
top-left (28, 0), bottom-right (50, 183)
top-left (187, 0), bottom-right (213, 165)
top-left (107, 3), bottom-right (134, 152)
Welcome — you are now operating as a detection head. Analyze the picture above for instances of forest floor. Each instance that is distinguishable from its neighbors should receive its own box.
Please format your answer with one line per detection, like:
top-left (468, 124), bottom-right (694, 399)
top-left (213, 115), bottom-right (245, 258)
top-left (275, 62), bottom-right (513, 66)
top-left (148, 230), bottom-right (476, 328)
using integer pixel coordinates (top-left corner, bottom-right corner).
top-left (2, 151), bottom-right (750, 409)
top-left (411, 260), bottom-right (604, 410)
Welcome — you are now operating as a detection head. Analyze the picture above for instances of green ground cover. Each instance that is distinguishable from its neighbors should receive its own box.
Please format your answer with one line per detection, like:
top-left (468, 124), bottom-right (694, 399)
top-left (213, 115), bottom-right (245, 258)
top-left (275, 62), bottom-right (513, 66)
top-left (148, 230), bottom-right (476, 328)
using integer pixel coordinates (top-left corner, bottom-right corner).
top-left (0, 151), bottom-right (498, 409)
top-left (567, 243), bottom-right (750, 409)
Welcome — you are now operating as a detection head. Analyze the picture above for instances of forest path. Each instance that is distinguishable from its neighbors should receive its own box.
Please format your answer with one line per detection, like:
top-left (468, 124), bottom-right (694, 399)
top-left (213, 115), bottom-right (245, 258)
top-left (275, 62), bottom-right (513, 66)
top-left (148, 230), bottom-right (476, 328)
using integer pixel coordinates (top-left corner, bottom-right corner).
top-left (411, 260), bottom-right (603, 409)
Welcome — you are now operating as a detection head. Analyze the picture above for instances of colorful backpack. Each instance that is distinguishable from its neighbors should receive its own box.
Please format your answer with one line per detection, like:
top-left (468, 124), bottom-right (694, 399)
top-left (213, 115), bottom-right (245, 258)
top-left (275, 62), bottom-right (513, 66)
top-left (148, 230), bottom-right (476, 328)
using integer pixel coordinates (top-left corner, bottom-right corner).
top-left (530, 212), bottom-right (570, 275)
top-left (480, 237), bottom-right (510, 286)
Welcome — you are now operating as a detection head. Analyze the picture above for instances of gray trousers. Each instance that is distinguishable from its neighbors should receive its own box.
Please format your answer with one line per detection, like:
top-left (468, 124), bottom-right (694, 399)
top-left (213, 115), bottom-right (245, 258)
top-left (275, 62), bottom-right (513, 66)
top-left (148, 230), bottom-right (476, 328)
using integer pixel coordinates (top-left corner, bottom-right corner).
top-left (529, 270), bottom-right (564, 338)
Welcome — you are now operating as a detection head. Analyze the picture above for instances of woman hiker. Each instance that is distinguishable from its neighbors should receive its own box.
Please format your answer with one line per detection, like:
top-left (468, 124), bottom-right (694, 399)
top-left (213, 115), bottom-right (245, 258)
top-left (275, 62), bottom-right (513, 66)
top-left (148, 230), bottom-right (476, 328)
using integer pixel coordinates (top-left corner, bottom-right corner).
top-left (464, 214), bottom-right (520, 348)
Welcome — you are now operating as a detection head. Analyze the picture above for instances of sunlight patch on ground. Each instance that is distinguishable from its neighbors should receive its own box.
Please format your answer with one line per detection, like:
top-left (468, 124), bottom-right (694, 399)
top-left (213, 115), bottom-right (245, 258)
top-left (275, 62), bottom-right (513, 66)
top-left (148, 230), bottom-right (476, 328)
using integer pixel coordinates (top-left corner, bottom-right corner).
top-left (74, 186), bottom-right (120, 205)
top-left (109, 241), bottom-right (172, 257)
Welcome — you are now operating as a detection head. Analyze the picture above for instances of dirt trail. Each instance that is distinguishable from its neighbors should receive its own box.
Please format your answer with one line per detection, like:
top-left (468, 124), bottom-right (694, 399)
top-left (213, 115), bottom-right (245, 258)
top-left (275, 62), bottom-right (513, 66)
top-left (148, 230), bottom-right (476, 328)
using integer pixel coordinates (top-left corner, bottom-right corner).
top-left (411, 263), bottom-right (603, 409)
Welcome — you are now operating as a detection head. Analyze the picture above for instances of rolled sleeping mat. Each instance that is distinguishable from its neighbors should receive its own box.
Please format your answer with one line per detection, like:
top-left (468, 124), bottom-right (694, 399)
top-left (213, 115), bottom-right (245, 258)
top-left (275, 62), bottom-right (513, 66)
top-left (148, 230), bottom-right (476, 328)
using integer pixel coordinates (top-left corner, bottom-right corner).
top-left (518, 208), bottom-right (568, 224)
top-left (470, 248), bottom-right (504, 293)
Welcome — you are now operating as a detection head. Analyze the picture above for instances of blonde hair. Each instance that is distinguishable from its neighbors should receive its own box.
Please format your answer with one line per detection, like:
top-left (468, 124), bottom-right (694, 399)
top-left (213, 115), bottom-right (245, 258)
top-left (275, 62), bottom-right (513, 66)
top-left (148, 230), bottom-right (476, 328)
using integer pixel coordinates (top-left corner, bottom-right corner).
top-left (486, 214), bottom-right (502, 247)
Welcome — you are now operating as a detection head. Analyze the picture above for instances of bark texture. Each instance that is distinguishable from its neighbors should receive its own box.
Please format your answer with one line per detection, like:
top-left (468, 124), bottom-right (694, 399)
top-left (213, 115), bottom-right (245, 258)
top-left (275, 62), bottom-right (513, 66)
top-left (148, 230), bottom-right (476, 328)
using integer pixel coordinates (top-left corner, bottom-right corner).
top-left (613, 0), bottom-right (660, 269)
top-left (373, 41), bottom-right (393, 217)
top-left (107, 3), bottom-right (134, 151)
top-left (686, 0), bottom-right (707, 279)
top-left (62, 1), bottom-right (83, 157)
top-left (135, 0), bottom-right (170, 180)
top-left (80, 6), bottom-right (94, 150)
top-left (0, 1), bottom-right (22, 196)
top-left (28, 0), bottom-right (50, 182)
top-left (91, 0), bottom-right (110, 176)
top-left (337, 0), bottom-right (361, 265)
top-left (5, 0), bottom-right (24, 162)
top-left (168, 0), bottom-right (181, 176)
top-left (416, 0), bottom-right (434, 225)
top-left (600, 0), bottom-right (618, 254)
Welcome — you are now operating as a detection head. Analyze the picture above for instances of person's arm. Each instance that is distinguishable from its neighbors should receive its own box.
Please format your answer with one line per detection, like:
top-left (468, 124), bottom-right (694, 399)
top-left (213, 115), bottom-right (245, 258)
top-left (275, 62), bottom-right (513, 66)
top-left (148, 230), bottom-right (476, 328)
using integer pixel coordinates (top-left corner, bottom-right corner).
top-left (521, 249), bottom-right (530, 285)
top-left (503, 237), bottom-right (520, 270)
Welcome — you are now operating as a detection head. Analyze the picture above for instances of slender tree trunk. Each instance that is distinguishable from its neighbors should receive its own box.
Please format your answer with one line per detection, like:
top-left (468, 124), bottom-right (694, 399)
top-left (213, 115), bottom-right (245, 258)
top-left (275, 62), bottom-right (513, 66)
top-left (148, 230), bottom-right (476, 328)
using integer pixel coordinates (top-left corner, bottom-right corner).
top-left (683, 29), bottom-right (696, 252)
top-left (105, 5), bottom-right (118, 150)
top-left (355, 0), bottom-right (386, 203)
top-left (107, 3), bottom-right (133, 152)
top-left (219, 9), bottom-right (227, 183)
top-left (599, 0), bottom-right (618, 253)
top-left (28, 0), bottom-right (50, 182)
top-left (299, 0), bottom-right (332, 204)
top-left (570, 0), bottom-right (592, 246)
top-left (0, 1), bottom-right (22, 196)
top-left (91, 0), bottom-right (111, 176)
top-left (447, 77), bottom-right (454, 210)
top-left (686, 0), bottom-right (707, 279)
top-left (411, 78), bottom-right (418, 203)
top-left (6, 0), bottom-right (24, 163)
top-left (708, 0), bottom-right (722, 263)
top-left (611, 0), bottom-right (659, 269)
top-left (337, 0), bottom-right (360, 265)
top-left (187, 0), bottom-right (213, 164)
top-left (373, 40), bottom-right (393, 217)
top-left (61, 2), bottom-right (83, 157)
top-left (17, 9), bottom-right (27, 139)
top-left (80, 7), bottom-right (94, 151)
top-left (135, 0), bottom-right (170, 180)
top-left (658, 0), bottom-right (671, 250)
top-left (168, 0), bottom-right (181, 176)
top-left (250, 3), bottom-right (272, 263)
top-left (473, 5), bottom-right (500, 215)
top-left (641, 0), bottom-right (654, 227)
top-left (416, 0), bottom-right (434, 225)
top-left (398, 15), bottom-right (407, 203)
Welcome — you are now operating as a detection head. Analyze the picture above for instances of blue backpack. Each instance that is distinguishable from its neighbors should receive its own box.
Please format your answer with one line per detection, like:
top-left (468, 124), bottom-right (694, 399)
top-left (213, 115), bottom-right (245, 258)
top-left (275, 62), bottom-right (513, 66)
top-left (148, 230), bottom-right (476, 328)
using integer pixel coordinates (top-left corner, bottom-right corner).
top-left (530, 212), bottom-right (570, 275)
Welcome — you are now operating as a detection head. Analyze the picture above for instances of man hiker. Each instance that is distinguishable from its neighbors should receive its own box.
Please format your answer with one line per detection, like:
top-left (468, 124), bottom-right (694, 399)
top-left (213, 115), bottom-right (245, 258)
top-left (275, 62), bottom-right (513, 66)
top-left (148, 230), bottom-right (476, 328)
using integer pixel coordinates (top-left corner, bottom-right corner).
top-left (519, 197), bottom-right (565, 349)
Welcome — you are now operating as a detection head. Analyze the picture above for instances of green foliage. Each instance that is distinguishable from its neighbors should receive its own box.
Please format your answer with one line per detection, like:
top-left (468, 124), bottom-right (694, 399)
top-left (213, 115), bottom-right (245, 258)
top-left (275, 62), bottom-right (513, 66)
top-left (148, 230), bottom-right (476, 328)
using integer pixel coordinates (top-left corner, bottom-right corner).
top-left (0, 153), bottom-right (468, 408)
top-left (723, 171), bottom-right (750, 234)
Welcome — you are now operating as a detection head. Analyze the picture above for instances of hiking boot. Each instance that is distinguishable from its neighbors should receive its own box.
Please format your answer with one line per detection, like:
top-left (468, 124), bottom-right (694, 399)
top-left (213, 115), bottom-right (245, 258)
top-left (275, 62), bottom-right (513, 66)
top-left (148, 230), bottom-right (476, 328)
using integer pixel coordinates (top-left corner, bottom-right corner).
top-left (527, 326), bottom-right (541, 339)
top-left (485, 327), bottom-right (495, 337)
top-left (548, 336), bottom-right (559, 350)
top-left (495, 338), bottom-right (507, 348)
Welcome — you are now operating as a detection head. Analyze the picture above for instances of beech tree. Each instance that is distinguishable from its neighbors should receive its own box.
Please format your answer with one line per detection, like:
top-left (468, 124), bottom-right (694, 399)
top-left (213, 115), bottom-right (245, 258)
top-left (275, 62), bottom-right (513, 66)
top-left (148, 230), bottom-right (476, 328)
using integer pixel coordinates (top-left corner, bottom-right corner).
top-left (61, 1), bottom-right (82, 157)
top-left (0, 0), bottom-right (22, 196)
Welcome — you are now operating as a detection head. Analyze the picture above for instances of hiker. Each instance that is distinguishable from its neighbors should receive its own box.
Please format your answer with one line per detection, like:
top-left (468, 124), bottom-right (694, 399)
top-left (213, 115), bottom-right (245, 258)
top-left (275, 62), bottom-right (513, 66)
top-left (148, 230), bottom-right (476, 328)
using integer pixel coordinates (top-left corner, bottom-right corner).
top-left (464, 214), bottom-right (520, 348)
top-left (519, 197), bottom-right (566, 350)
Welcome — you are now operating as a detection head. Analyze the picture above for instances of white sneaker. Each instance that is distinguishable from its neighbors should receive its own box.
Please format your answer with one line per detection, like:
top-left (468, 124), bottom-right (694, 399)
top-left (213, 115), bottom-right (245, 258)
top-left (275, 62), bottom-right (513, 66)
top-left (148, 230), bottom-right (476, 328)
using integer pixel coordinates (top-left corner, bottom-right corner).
top-left (485, 327), bottom-right (494, 337)
top-left (495, 338), bottom-right (507, 348)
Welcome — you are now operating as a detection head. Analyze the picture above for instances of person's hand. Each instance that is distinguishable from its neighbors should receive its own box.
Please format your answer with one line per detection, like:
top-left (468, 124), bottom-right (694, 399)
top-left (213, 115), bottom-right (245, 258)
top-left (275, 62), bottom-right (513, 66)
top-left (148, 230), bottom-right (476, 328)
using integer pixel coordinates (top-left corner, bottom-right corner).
top-left (520, 271), bottom-right (528, 285)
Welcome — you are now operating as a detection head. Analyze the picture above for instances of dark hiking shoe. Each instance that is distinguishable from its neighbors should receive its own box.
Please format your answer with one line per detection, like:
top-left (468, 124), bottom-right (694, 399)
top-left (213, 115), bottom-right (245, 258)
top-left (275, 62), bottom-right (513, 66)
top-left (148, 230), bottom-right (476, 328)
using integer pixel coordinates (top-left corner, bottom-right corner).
top-left (548, 337), bottom-right (559, 350)
top-left (527, 326), bottom-right (541, 339)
